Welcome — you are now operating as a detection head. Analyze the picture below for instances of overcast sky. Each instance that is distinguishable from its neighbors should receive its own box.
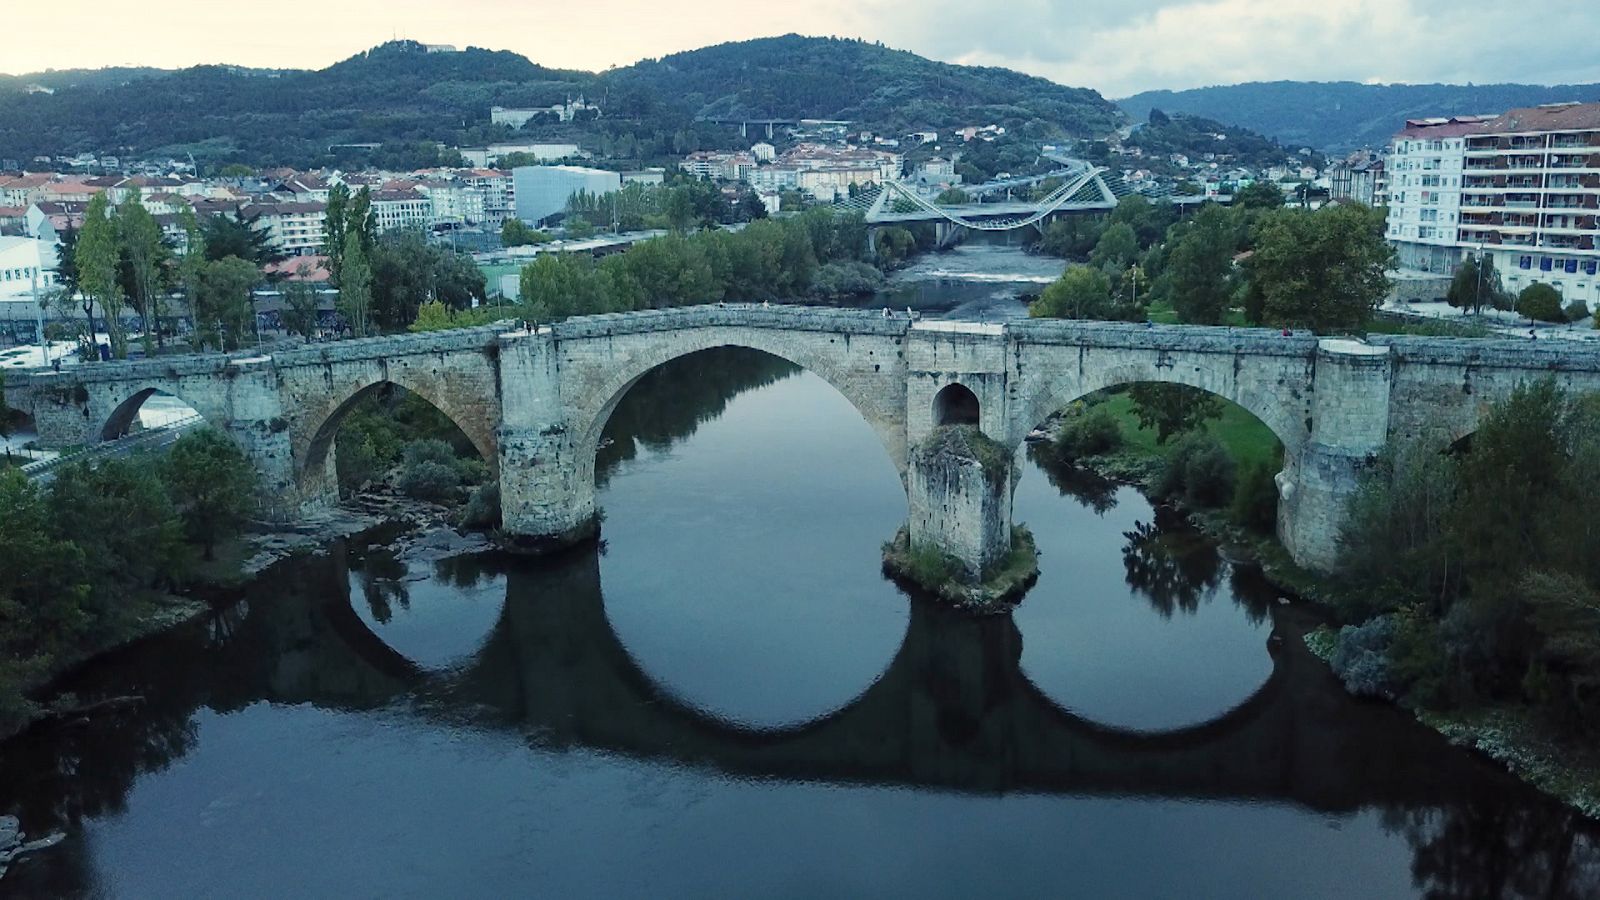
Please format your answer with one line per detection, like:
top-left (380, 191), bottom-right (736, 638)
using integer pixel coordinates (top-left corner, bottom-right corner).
top-left (6, 0), bottom-right (1600, 97)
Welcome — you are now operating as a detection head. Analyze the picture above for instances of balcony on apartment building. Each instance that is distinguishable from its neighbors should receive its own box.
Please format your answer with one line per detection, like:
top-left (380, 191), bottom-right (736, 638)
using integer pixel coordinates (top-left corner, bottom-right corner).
top-left (1540, 235), bottom-right (1596, 251)
top-left (1550, 134), bottom-right (1600, 150)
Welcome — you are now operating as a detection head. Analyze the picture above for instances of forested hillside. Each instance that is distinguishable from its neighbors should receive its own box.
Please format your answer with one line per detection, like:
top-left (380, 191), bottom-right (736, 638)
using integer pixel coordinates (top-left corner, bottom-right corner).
top-left (607, 35), bottom-right (1122, 136)
top-left (0, 41), bottom-right (602, 167)
top-left (1127, 109), bottom-right (1322, 171)
top-left (1119, 81), bottom-right (1600, 152)
top-left (0, 35), bottom-right (1125, 169)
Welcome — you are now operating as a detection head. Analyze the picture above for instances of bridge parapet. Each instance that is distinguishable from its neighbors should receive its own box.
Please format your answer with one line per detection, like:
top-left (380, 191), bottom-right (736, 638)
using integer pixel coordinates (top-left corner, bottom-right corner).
top-left (1369, 334), bottom-right (1600, 371)
top-left (1006, 320), bottom-right (1321, 358)
top-left (550, 303), bottom-right (914, 341)
top-left (268, 323), bottom-right (512, 368)
top-left (20, 352), bottom-right (234, 389)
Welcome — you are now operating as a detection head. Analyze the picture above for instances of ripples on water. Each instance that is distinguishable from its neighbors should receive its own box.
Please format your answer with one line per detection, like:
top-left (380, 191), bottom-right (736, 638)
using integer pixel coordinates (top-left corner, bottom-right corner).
top-left (3, 250), bottom-right (1599, 897)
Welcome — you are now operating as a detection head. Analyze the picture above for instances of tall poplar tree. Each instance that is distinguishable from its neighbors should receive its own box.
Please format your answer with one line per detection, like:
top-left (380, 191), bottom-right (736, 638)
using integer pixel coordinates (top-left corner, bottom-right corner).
top-left (118, 194), bottom-right (166, 354)
top-left (338, 231), bottom-right (373, 338)
top-left (77, 193), bottom-right (128, 359)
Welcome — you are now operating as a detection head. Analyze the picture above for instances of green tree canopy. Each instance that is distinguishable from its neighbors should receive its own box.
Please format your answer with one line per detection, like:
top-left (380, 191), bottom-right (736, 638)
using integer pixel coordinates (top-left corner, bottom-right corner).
top-left (1245, 203), bottom-right (1392, 333)
top-left (163, 429), bottom-right (258, 560)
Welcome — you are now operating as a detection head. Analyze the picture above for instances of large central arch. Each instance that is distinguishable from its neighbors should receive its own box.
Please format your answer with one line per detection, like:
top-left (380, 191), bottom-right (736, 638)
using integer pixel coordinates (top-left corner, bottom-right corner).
top-left (563, 326), bottom-right (911, 504)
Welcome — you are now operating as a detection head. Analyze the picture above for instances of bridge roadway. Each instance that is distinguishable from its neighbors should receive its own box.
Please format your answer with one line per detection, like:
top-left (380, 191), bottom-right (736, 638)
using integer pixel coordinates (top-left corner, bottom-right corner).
top-left (15, 303), bottom-right (1600, 573)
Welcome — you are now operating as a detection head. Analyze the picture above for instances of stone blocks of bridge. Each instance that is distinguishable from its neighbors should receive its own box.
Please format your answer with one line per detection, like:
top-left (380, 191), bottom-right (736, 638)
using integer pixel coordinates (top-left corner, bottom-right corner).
top-left (1277, 340), bottom-right (1394, 571)
top-left (906, 426), bottom-right (1014, 580)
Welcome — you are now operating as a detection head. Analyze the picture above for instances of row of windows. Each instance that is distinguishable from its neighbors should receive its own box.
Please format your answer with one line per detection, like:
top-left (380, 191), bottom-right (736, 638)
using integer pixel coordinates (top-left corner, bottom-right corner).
top-left (1, 266), bottom-right (55, 283)
top-left (1518, 256), bottom-right (1600, 275)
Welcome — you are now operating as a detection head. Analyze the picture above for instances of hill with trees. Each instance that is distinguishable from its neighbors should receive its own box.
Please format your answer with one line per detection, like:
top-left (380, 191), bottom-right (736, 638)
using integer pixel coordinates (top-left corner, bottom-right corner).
top-left (1118, 80), bottom-right (1600, 153)
top-left (0, 41), bottom-right (600, 168)
top-left (0, 36), bottom-right (1126, 170)
top-left (606, 35), bottom-right (1122, 137)
top-left (1126, 109), bottom-right (1323, 172)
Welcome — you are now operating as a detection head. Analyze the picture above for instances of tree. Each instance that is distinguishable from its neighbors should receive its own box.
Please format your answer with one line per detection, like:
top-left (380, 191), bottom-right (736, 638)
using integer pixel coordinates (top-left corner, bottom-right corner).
top-left (1164, 206), bottom-right (1235, 325)
top-left (325, 183), bottom-right (349, 284)
top-left (565, 216), bottom-right (596, 240)
top-left (1089, 222), bottom-right (1139, 272)
top-left (1233, 181), bottom-right (1285, 210)
top-left (1246, 203), bottom-right (1392, 333)
top-left (118, 194), bottom-right (167, 355)
top-left (1030, 265), bottom-right (1112, 320)
top-left (174, 205), bottom-right (207, 340)
top-left (338, 230), bottom-right (373, 337)
top-left (0, 469), bottom-right (91, 663)
top-left (201, 206), bottom-right (278, 266)
top-left (1516, 283), bottom-right (1565, 323)
top-left (47, 459), bottom-right (185, 614)
top-left (501, 218), bottom-right (550, 247)
top-left (736, 191), bottom-right (769, 222)
top-left (78, 192), bottom-right (128, 358)
top-left (280, 279), bottom-right (322, 338)
top-left (162, 429), bottom-right (257, 560)
top-left (935, 187), bottom-right (969, 205)
top-left (1128, 383), bottom-right (1223, 444)
top-left (194, 257), bottom-right (259, 350)
top-left (1446, 254), bottom-right (1509, 314)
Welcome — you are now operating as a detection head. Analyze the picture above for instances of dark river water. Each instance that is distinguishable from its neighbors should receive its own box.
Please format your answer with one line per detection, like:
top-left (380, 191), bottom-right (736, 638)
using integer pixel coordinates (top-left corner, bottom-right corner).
top-left (3, 241), bottom-right (1599, 898)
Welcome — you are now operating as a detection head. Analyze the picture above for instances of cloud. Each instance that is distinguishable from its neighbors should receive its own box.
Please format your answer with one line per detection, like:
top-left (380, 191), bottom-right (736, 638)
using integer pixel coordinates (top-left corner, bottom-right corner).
top-left (854, 0), bottom-right (1600, 96)
top-left (4, 0), bottom-right (1598, 97)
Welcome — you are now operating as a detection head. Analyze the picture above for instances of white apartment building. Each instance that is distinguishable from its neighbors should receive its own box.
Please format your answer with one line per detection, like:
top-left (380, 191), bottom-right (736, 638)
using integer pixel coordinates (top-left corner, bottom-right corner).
top-left (0, 236), bottom-right (59, 302)
top-left (252, 202), bottom-right (327, 256)
top-left (1388, 103), bottom-right (1600, 305)
top-left (370, 189), bottom-right (432, 233)
top-left (1386, 116), bottom-right (1488, 272)
top-left (463, 169), bottom-right (516, 227)
top-left (417, 181), bottom-right (486, 228)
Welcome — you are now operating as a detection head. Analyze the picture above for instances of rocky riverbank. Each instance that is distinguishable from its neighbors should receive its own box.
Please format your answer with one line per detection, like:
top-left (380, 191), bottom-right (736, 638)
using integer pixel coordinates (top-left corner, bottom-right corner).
top-left (0, 815), bottom-right (64, 882)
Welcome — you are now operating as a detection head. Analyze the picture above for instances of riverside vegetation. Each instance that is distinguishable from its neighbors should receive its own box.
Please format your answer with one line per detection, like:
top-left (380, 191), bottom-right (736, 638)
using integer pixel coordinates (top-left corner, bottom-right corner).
top-left (1027, 190), bottom-right (1600, 814)
top-left (0, 429), bottom-right (256, 734)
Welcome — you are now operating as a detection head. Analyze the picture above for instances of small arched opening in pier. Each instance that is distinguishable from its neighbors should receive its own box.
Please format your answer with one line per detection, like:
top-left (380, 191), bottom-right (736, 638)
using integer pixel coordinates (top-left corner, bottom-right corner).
top-left (932, 382), bottom-right (980, 427)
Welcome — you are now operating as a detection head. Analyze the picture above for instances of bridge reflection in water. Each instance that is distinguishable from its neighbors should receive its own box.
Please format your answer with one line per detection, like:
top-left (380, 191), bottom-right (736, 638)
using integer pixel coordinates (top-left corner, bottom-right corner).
top-left (280, 545), bottom-right (1517, 814)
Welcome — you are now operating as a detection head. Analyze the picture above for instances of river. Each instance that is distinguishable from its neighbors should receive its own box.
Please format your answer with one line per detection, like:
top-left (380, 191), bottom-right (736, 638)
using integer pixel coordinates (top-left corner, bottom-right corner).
top-left (2, 239), bottom-right (1597, 898)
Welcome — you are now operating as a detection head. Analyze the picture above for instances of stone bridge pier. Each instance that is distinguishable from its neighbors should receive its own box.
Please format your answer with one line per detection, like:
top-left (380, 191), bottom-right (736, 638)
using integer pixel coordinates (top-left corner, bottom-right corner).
top-left (1276, 341), bottom-right (1393, 571)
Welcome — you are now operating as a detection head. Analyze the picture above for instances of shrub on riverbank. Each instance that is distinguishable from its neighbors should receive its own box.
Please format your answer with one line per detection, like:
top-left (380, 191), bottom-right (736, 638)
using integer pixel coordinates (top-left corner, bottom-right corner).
top-left (1154, 433), bottom-right (1235, 509)
top-left (1333, 379), bottom-right (1600, 739)
top-left (397, 439), bottom-right (485, 503)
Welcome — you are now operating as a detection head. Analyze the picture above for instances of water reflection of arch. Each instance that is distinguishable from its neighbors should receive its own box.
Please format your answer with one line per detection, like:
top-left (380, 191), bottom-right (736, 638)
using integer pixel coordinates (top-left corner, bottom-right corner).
top-left (311, 548), bottom-right (1466, 811)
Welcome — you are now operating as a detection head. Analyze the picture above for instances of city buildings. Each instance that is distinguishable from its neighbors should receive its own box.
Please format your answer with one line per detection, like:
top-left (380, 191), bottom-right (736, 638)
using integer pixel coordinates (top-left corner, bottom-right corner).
top-left (458, 143), bottom-right (581, 167)
top-left (1386, 102), bottom-right (1600, 304)
top-left (0, 235), bottom-right (58, 303)
top-left (511, 165), bottom-right (622, 225)
top-left (1327, 149), bottom-right (1386, 207)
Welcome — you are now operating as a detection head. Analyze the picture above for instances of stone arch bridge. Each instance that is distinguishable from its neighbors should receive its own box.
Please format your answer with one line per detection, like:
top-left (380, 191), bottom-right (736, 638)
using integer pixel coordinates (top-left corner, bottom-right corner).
top-left (16, 305), bottom-right (1600, 571)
